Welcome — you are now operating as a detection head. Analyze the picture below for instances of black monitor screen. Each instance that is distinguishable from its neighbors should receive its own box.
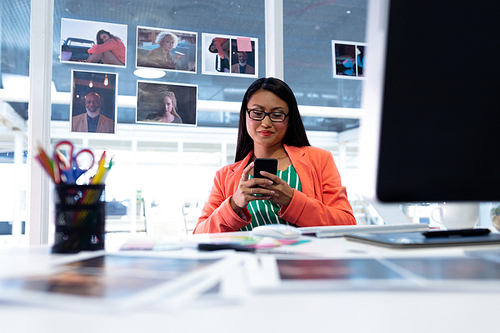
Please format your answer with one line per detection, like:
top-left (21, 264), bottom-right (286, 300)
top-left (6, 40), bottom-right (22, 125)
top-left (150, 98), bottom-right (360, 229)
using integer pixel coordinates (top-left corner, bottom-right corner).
top-left (372, 1), bottom-right (500, 202)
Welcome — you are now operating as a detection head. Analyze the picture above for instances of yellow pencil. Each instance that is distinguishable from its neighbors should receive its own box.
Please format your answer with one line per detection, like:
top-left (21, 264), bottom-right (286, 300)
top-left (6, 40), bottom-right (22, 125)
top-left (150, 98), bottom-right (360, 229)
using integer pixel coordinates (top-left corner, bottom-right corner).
top-left (77, 154), bottom-right (112, 224)
top-left (90, 151), bottom-right (107, 185)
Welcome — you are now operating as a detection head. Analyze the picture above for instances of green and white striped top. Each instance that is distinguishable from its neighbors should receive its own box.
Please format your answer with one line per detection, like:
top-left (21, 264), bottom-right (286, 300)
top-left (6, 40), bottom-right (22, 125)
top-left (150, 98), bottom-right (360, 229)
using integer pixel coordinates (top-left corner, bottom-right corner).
top-left (240, 164), bottom-right (302, 231)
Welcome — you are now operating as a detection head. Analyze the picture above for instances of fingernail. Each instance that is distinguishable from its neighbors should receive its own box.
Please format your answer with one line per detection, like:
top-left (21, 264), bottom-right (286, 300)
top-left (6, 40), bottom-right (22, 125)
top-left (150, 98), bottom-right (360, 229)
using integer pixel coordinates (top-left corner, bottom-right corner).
top-left (270, 191), bottom-right (275, 195)
top-left (268, 180), bottom-right (273, 185)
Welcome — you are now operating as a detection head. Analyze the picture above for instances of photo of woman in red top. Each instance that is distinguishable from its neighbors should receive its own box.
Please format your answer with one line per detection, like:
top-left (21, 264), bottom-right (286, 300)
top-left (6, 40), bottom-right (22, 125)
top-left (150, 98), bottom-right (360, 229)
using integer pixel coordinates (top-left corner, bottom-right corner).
top-left (87, 29), bottom-right (126, 66)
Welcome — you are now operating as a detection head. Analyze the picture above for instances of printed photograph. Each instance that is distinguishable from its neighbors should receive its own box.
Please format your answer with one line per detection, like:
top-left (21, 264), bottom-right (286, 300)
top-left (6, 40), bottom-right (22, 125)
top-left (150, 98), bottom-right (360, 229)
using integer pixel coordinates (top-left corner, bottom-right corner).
top-left (136, 81), bottom-right (198, 126)
top-left (230, 38), bottom-right (256, 75)
top-left (202, 33), bottom-right (258, 77)
top-left (0, 254), bottom-right (222, 310)
top-left (277, 258), bottom-right (404, 281)
top-left (70, 70), bottom-right (117, 134)
top-left (136, 26), bottom-right (197, 72)
top-left (60, 18), bottom-right (127, 67)
top-left (332, 40), bottom-right (366, 79)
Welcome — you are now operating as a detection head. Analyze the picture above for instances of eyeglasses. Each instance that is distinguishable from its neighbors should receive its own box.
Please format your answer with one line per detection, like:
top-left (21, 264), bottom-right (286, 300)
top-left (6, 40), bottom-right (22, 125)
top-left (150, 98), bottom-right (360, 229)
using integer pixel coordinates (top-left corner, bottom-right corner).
top-left (247, 109), bottom-right (289, 123)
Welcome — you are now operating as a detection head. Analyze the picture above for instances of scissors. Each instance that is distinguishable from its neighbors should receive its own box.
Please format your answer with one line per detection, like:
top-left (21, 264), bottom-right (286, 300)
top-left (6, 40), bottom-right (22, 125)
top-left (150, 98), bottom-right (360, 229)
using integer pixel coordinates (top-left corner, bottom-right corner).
top-left (53, 140), bottom-right (95, 184)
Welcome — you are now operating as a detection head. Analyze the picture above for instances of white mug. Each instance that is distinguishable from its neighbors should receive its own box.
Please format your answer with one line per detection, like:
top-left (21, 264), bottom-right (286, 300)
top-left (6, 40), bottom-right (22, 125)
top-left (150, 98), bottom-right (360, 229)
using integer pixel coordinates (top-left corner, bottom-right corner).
top-left (431, 203), bottom-right (479, 230)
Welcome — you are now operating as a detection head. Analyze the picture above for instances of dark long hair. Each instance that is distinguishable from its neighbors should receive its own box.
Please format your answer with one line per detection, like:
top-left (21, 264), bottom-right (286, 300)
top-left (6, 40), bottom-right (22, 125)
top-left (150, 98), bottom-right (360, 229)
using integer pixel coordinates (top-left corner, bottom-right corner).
top-left (234, 77), bottom-right (310, 162)
top-left (96, 30), bottom-right (119, 45)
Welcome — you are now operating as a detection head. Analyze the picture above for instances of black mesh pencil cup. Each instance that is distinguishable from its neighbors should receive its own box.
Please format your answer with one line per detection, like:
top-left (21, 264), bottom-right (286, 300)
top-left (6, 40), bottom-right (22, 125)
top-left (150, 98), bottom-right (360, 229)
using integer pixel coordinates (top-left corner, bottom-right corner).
top-left (52, 184), bottom-right (105, 253)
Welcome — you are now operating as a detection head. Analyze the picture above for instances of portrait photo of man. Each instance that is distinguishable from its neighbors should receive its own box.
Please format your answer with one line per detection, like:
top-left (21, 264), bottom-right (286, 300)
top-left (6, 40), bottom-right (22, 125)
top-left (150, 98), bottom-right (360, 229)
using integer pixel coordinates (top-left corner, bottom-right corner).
top-left (231, 51), bottom-right (255, 74)
top-left (70, 70), bottom-right (117, 134)
top-left (72, 92), bottom-right (114, 133)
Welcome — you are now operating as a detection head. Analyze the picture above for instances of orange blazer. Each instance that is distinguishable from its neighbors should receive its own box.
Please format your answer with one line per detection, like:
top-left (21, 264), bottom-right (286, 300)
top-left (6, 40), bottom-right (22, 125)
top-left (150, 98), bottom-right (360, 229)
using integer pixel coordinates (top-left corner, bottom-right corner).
top-left (193, 145), bottom-right (356, 233)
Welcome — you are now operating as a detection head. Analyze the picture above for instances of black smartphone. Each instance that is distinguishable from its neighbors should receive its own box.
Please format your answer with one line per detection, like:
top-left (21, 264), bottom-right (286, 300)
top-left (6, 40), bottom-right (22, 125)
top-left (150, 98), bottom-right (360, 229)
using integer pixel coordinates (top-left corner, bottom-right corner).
top-left (253, 158), bottom-right (278, 179)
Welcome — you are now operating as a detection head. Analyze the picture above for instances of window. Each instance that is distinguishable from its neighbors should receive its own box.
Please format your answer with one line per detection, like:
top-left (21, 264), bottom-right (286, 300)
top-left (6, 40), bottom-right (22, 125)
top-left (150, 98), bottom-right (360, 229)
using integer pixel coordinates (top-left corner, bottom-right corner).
top-left (0, 0), bottom-right (365, 246)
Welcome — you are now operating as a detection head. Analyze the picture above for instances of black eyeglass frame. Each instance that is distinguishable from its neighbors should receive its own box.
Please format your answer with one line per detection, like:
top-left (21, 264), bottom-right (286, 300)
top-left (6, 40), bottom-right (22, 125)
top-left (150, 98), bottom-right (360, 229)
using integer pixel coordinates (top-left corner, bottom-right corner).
top-left (246, 109), bottom-right (289, 123)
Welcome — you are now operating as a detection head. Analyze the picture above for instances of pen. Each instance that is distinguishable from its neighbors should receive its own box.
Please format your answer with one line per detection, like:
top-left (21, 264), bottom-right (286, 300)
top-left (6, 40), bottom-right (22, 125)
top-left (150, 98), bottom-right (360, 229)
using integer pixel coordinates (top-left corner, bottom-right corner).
top-left (422, 228), bottom-right (490, 238)
top-left (198, 243), bottom-right (255, 252)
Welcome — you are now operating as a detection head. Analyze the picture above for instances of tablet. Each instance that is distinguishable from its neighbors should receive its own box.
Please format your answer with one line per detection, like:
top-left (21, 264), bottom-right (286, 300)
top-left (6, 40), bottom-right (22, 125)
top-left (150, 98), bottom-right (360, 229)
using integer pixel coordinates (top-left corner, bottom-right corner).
top-left (344, 232), bottom-right (500, 249)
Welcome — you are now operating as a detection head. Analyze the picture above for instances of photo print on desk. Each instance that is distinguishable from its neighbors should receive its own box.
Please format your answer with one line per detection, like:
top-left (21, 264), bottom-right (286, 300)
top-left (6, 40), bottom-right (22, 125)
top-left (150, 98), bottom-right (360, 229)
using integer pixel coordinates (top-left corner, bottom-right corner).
top-left (70, 70), bottom-right (117, 134)
top-left (0, 253), bottom-right (231, 311)
top-left (244, 255), bottom-right (500, 293)
top-left (202, 33), bottom-right (258, 77)
top-left (332, 40), bottom-right (366, 79)
top-left (136, 81), bottom-right (198, 126)
top-left (60, 18), bottom-right (127, 67)
top-left (136, 26), bottom-right (197, 73)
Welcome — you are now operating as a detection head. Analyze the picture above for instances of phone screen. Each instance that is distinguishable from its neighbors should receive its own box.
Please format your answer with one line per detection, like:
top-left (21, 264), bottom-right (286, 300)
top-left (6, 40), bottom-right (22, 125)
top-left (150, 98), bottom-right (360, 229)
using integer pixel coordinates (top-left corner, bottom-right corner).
top-left (254, 158), bottom-right (278, 179)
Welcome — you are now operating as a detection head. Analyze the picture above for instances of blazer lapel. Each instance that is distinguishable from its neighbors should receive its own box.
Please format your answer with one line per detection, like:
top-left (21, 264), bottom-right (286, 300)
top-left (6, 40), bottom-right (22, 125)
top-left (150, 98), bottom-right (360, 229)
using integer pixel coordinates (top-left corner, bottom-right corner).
top-left (285, 145), bottom-right (315, 197)
top-left (82, 114), bottom-right (89, 132)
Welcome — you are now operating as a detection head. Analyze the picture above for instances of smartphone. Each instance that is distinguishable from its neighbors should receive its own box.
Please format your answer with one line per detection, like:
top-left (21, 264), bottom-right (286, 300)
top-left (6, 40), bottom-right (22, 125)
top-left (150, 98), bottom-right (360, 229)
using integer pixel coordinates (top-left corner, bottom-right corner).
top-left (253, 158), bottom-right (278, 179)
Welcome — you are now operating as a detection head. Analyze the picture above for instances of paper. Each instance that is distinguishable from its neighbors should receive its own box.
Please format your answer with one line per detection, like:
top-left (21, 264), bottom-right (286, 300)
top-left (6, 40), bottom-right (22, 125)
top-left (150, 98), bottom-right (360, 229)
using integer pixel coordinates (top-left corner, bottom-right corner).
top-left (236, 37), bottom-right (252, 52)
top-left (244, 256), bottom-right (500, 292)
top-left (0, 253), bottom-right (229, 311)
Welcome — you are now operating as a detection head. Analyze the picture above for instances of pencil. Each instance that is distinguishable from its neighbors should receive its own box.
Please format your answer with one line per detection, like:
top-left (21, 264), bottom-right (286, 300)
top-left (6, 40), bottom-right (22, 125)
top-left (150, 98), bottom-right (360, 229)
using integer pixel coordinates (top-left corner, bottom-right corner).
top-left (35, 146), bottom-right (56, 183)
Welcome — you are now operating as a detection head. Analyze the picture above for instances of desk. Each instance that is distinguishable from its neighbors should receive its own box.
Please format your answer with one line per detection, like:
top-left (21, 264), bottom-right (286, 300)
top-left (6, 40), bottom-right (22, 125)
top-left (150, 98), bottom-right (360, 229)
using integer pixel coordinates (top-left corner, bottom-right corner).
top-left (1, 234), bottom-right (499, 333)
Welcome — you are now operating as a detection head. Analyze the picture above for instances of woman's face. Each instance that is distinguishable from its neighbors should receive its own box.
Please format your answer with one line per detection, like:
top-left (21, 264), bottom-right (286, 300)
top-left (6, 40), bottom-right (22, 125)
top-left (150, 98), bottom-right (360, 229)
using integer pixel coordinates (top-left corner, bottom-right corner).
top-left (246, 89), bottom-right (289, 150)
top-left (164, 96), bottom-right (174, 114)
top-left (100, 33), bottom-right (110, 43)
top-left (160, 36), bottom-right (175, 51)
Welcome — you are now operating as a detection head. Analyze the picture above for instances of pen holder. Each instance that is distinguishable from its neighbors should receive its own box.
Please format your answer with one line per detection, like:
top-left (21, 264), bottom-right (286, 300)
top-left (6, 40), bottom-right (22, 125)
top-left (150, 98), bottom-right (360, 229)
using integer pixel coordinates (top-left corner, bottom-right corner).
top-left (52, 184), bottom-right (106, 254)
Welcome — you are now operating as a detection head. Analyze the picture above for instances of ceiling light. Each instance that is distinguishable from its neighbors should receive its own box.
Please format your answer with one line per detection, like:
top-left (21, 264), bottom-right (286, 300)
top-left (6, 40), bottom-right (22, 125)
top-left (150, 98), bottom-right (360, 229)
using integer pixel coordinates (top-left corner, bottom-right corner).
top-left (133, 69), bottom-right (166, 79)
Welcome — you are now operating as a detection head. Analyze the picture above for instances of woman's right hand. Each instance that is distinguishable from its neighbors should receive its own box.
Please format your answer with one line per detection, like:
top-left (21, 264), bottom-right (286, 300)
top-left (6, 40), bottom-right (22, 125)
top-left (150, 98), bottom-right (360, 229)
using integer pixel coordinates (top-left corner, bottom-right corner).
top-left (230, 162), bottom-right (275, 214)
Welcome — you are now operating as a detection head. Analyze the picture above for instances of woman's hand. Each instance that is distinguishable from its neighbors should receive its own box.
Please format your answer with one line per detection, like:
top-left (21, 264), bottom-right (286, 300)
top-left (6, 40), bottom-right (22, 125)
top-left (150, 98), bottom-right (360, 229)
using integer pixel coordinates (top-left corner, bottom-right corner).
top-left (230, 162), bottom-right (275, 214)
top-left (173, 53), bottom-right (185, 63)
top-left (258, 171), bottom-right (294, 206)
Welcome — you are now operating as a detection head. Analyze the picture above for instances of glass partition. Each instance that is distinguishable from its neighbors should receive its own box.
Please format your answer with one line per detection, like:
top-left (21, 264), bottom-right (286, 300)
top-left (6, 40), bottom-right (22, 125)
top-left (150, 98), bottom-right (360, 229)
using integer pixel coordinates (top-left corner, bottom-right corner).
top-left (284, 0), bottom-right (367, 109)
top-left (1, 0), bottom-right (365, 244)
top-left (0, 0), bottom-right (30, 246)
top-left (283, 0), bottom-right (366, 132)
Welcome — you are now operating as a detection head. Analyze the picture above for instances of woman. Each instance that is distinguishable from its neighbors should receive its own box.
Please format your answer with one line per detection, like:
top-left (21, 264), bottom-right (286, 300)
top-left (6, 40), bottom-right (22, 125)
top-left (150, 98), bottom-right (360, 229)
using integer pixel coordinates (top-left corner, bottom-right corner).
top-left (194, 78), bottom-right (356, 233)
top-left (146, 91), bottom-right (183, 123)
top-left (86, 30), bottom-right (125, 65)
top-left (208, 37), bottom-right (230, 72)
top-left (141, 31), bottom-right (185, 69)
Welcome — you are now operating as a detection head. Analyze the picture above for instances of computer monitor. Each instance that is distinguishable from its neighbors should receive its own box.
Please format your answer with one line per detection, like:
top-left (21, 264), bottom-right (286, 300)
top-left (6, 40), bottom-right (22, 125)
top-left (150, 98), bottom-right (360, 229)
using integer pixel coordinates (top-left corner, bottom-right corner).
top-left (360, 1), bottom-right (500, 203)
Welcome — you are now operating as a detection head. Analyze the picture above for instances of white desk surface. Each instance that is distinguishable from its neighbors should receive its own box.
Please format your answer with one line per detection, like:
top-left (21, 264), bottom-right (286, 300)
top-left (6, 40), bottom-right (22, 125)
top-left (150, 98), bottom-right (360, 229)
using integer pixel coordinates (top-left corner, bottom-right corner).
top-left (1, 234), bottom-right (500, 333)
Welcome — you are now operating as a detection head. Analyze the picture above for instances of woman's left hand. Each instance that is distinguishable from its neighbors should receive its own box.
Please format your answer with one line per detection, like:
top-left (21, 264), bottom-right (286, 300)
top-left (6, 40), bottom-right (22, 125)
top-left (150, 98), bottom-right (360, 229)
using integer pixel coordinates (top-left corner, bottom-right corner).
top-left (258, 171), bottom-right (294, 206)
